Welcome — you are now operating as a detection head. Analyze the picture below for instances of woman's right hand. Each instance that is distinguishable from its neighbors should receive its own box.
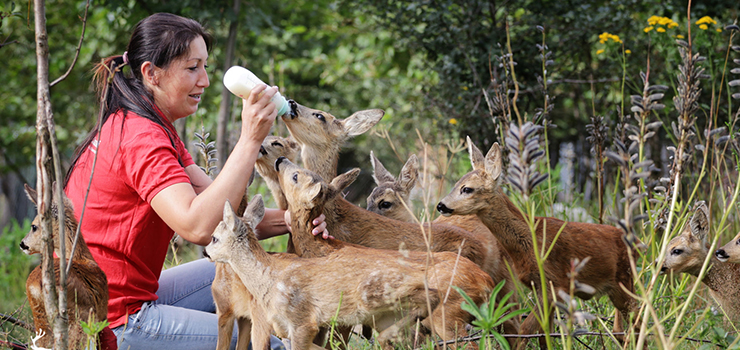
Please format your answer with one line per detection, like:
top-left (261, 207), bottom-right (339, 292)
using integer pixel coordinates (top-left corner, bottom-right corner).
top-left (240, 84), bottom-right (279, 145)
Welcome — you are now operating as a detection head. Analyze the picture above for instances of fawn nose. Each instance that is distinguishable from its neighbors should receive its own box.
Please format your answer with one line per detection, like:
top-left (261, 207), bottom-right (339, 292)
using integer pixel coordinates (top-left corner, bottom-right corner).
top-left (716, 249), bottom-right (730, 262)
top-left (259, 145), bottom-right (267, 156)
top-left (202, 248), bottom-right (210, 259)
top-left (275, 156), bottom-right (287, 172)
top-left (19, 241), bottom-right (29, 252)
top-left (437, 202), bottom-right (454, 215)
top-left (287, 100), bottom-right (298, 119)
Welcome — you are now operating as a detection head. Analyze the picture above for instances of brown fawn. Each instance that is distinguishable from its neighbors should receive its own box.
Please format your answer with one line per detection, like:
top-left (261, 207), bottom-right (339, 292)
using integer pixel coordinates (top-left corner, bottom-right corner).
top-left (281, 100), bottom-right (519, 341)
top-left (273, 157), bottom-right (496, 348)
top-left (715, 230), bottom-right (740, 264)
top-left (210, 135), bottom-right (302, 350)
top-left (662, 202), bottom-right (740, 321)
top-left (436, 138), bottom-right (638, 348)
top-left (20, 184), bottom-right (109, 349)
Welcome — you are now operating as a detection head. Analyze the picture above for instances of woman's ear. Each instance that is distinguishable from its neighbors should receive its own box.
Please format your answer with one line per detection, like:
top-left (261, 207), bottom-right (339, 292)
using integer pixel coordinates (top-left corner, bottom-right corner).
top-left (140, 61), bottom-right (159, 87)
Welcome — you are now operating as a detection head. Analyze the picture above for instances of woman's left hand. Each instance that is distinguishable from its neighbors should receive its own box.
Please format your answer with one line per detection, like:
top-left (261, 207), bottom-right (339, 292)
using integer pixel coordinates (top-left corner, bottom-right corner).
top-left (284, 211), bottom-right (333, 240)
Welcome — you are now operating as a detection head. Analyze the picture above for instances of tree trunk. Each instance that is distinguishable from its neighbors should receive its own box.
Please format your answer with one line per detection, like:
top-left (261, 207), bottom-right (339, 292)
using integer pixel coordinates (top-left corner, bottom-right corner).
top-left (216, 0), bottom-right (241, 172)
top-left (34, 0), bottom-right (69, 348)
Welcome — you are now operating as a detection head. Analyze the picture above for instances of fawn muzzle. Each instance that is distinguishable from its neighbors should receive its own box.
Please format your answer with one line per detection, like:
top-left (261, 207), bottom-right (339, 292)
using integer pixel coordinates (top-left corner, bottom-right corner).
top-left (275, 156), bottom-right (287, 172)
top-left (436, 202), bottom-right (454, 215)
top-left (716, 249), bottom-right (730, 262)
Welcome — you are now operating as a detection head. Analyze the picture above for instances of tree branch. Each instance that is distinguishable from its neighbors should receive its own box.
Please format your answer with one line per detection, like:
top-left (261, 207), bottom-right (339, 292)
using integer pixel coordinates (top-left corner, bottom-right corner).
top-left (50, 0), bottom-right (90, 87)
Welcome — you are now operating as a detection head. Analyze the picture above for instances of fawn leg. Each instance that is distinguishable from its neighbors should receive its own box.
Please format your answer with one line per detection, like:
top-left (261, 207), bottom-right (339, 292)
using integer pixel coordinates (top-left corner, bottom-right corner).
top-left (292, 324), bottom-right (320, 350)
top-left (235, 316), bottom-right (253, 350)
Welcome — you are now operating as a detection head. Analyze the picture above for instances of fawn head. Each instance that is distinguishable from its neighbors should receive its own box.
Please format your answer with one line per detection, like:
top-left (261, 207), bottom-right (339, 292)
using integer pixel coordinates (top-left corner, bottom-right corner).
top-left (661, 202), bottom-right (711, 275)
top-left (203, 196), bottom-right (265, 263)
top-left (255, 135), bottom-right (300, 178)
top-left (282, 100), bottom-right (384, 149)
top-left (715, 231), bottom-right (740, 263)
top-left (20, 184), bottom-right (78, 256)
top-left (275, 156), bottom-right (360, 213)
top-left (366, 152), bottom-right (418, 222)
top-left (437, 137), bottom-right (503, 217)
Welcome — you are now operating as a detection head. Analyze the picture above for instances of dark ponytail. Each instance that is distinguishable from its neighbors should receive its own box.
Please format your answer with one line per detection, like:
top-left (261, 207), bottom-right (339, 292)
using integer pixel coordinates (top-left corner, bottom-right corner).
top-left (65, 13), bottom-right (213, 186)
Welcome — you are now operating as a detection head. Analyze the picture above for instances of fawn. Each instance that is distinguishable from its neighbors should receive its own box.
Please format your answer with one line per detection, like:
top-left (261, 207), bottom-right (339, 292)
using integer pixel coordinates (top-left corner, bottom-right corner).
top-left (436, 138), bottom-right (638, 348)
top-left (662, 202), bottom-right (740, 321)
top-left (281, 100), bottom-right (519, 341)
top-left (715, 231), bottom-right (740, 264)
top-left (20, 184), bottom-right (110, 349)
top-left (210, 135), bottom-right (302, 350)
top-left (272, 157), bottom-right (496, 348)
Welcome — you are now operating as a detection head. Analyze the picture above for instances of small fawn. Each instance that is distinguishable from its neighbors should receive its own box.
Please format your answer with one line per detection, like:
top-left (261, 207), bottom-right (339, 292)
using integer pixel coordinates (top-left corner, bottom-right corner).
top-left (436, 138), bottom-right (638, 348)
top-left (282, 100), bottom-right (519, 341)
top-left (273, 157), bottom-right (496, 348)
top-left (210, 135), bottom-right (301, 350)
top-left (20, 184), bottom-right (110, 349)
top-left (662, 202), bottom-right (740, 321)
top-left (366, 152), bottom-right (521, 341)
top-left (715, 231), bottom-right (740, 264)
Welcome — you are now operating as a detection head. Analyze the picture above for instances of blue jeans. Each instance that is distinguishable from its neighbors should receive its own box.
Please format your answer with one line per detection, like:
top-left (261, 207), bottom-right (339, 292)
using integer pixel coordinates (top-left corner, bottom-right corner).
top-left (111, 259), bottom-right (285, 350)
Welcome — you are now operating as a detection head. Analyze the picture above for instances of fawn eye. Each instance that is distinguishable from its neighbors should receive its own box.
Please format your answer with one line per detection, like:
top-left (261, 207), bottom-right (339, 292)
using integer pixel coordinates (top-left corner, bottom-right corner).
top-left (736, 239), bottom-right (740, 245)
top-left (461, 186), bottom-right (474, 194)
top-left (671, 248), bottom-right (683, 256)
top-left (271, 141), bottom-right (283, 147)
top-left (31, 225), bottom-right (38, 232)
top-left (313, 113), bottom-right (325, 122)
top-left (378, 201), bottom-right (392, 210)
top-left (211, 236), bottom-right (218, 244)
top-left (292, 173), bottom-right (299, 183)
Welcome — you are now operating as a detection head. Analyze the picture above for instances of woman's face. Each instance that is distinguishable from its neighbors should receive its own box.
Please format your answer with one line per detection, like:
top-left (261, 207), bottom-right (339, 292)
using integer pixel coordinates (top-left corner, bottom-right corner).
top-left (149, 36), bottom-right (210, 123)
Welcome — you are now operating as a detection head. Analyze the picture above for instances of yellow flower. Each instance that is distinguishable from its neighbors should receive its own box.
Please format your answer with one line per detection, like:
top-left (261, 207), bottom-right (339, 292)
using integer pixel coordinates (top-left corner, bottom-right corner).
top-left (596, 49), bottom-right (605, 55)
top-left (644, 26), bottom-right (654, 33)
top-left (667, 21), bottom-right (678, 28)
top-left (449, 118), bottom-right (458, 125)
top-left (676, 34), bottom-right (685, 39)
top-left (717, 28), bottom-right (722, 32)
top-left (696, 16), bottom-right (716, 25)
top-left (657, 27), bottom-right (666, 33)
top-left (699, 24), bottom-right (708, 30)
top-left (648, 16), bottom-right (661, 26)
top-left (625, 49), bottom-right (632, 54)
top-left (462, 86), bottom-right (468, 91)
top-left (598, 32), bottom-right (621, 44)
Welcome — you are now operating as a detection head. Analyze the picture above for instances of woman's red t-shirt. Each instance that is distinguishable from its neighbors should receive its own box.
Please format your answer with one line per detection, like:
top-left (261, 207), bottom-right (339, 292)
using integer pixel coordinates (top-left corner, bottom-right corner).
top-left (65, 110), bottom-right (195, 328)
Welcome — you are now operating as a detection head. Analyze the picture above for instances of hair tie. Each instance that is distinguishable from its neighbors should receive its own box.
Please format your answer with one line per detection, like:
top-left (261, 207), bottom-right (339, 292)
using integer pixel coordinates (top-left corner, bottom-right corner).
top-left (122, 51), bottom-right (129, 65)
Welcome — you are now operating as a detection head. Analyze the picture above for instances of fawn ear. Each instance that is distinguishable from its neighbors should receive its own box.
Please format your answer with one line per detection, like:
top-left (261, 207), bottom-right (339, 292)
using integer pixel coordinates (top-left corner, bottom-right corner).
top-left (398, 154), bottom-right (419, 193)
top-left (303, 182), bottom-right (322, 203)
top-left (371, 151), bottom-right (395, 184)
top-left (24, 184), bottom-right (38, 207)
top-left (689, 201), bottom-right (709, 243)
top-left (244, 195), bottom-right (265, 229)
top-left (223, 200), bottom-right (238, 232)
top-left (485, 142), bottom-right (503, 181)
top-left (330, 168), bottom-right (360, 195)
top-left (342, 109), bottom-right (384, 136)
top-left (467, 136), bottom-right (485, 171)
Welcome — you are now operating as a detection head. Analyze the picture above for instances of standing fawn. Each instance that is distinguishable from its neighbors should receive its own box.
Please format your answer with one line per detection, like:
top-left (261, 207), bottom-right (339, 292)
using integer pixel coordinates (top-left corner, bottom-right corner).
top-left (281, 100), bottom-right (519, 341)
top-left (273, 157), bottom-right (496, 348)
top-left (366, 152), bottom-right (521, 336)
top-left (715, 230), bottom-right (740, 264)
top-left (210, 135), bottom-right (301, 350)
top-left (662, 202), bottom-right (740, 321)
top-left (436, 139), bottom-right (638, 348)
top-left (20, 185), bottom-right (110, 349)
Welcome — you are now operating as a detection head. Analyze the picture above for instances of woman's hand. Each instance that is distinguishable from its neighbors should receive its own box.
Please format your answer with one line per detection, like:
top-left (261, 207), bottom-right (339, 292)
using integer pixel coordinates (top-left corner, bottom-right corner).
top-left (240, 84), bottom-right (279, 145)
top-left (283, 211), bottom-right (333, 240)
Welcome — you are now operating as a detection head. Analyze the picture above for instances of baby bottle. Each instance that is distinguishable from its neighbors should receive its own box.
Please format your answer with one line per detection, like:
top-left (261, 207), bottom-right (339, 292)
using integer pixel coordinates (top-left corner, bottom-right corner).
top-left (223, 66), bottom-right (290, 116)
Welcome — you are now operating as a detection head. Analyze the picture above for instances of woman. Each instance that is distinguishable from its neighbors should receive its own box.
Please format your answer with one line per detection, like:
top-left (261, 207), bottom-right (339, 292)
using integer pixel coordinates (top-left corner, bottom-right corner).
top-left (64, 13), bottom-right (325, 350)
